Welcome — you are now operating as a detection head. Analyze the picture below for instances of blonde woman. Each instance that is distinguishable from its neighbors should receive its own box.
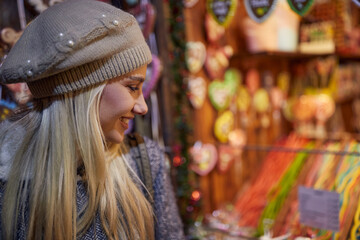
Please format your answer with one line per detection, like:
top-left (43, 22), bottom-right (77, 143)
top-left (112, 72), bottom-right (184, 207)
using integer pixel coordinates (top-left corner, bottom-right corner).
top-left (0, 0), bottom-right (184, 239)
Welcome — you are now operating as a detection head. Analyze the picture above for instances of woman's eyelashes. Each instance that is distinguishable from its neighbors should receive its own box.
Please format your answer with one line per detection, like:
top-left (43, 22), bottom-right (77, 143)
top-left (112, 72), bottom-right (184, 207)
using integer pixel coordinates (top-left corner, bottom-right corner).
top-left (128, 85), bottom-right (139, 92)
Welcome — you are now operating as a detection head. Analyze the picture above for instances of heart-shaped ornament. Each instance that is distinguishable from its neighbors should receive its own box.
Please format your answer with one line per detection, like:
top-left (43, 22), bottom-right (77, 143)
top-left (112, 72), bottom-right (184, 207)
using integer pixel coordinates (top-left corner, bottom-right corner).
top-left (205, 13), bottom-right (225, 43)
top-left (224, 68), bottom-right (241, 95)
top-left (188, 76), bottom-right (206, 109)
top-left (270, 87), bottom-right (284, 110)
top-left (245, 68), bottom-right (260, 95)
top-left (244, 0), bottom-right (278, 23)
top-left (214, 111), bottom-right (234, 143)
top-left (208, 80), bottom-right (232, 111)
top-left (205, 45), bottom-right (233, 79)
top-left (190, 142), bottom-right (218, 176)
top-left (217, 145), bottom-right (236, 173)
top-left (277, 71), bottom-right (290, 97)
top-left (128, 1), bottom-right (156, 39)
top-left (287, 0), bottom-right (315, 16)
top-left (185, 41), bottom-right (206, 74)
top-left (183, 0), bottom-right (199, 8)
top-left (143, 54), bottom-right (162, 99)
top-left (253, 88), bottom-right (270, 113)
top-left (237, 86), bottom-right (251, 112)
top-left (206, 0), bottom-right (237, 27)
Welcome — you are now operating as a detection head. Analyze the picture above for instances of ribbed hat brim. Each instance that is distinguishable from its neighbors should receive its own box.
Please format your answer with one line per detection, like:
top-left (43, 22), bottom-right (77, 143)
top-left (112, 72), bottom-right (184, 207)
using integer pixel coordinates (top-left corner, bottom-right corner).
top-left (28, 43), bottom-right (152, 98)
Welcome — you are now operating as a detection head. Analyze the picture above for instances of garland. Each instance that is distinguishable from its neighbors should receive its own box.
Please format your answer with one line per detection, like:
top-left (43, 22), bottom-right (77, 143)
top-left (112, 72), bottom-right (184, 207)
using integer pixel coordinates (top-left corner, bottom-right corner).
top-left (168, 0), bottom-right (199, 231)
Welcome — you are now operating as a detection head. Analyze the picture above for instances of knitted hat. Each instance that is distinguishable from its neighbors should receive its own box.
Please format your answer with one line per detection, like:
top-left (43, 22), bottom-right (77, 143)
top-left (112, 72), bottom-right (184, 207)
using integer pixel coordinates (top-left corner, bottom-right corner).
top-left (0, 0), bottom-right (152, 98)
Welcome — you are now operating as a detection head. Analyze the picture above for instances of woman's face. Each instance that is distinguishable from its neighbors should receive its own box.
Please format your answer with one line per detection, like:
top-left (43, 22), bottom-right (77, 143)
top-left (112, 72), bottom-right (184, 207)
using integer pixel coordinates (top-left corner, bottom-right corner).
top-left (99, 65), bottom-right (148, 143)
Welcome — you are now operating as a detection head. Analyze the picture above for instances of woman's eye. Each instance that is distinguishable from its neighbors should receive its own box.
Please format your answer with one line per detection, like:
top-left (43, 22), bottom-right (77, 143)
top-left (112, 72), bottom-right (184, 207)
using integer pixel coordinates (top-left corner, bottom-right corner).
top-left (128, 86), bottom-right (139, 92)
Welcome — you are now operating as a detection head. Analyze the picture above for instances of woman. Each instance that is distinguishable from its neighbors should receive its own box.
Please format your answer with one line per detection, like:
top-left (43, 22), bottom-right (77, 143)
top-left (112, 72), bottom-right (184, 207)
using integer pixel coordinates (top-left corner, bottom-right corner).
top-left (0, 0), bottom-right (184, 239)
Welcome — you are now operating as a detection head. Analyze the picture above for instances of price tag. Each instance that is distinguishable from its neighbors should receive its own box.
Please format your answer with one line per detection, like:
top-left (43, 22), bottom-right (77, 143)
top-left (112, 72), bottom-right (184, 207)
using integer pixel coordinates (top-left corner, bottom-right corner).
top-left (298, 186), bottom-right (339, 232)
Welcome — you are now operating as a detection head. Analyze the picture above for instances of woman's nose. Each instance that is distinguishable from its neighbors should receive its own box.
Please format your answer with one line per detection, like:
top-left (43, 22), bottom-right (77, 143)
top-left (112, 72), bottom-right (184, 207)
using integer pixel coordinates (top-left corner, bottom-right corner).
top-left (133, 93), bottom-right (148, 115)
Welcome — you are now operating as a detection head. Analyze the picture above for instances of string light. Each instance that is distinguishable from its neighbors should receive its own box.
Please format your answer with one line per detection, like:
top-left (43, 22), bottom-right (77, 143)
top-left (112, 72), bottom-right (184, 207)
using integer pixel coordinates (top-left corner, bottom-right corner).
top-left (191, 190), bottom-right (201, 202)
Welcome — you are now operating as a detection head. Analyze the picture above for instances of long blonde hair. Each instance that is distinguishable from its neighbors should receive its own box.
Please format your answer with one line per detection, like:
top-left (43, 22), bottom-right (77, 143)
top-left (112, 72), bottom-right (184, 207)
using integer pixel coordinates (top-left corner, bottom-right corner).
top-left (1, 83), bottom-right (154, 240)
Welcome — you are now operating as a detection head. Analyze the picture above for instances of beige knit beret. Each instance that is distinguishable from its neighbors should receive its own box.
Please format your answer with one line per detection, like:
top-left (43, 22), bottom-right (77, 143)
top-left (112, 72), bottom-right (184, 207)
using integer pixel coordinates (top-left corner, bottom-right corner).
top-left (0, 0), bottom-right (152, 98)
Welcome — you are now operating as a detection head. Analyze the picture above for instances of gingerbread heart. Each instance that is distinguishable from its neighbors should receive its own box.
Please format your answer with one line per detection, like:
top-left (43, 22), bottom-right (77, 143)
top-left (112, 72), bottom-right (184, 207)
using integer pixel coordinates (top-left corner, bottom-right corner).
top-left (188, 76), bottom-right (206, 109)
top-left (190, 142), bottom-right (218, 176)
top-left (205, 13), bottom-right (225, 43)
top-left (206, 0), bottom-right (237, 27)
top-left (245, 68), bottom-right (260, 95)
top-left (217, 145), bottom-right (236, 173)
top-left (205, 45), bottom-right (233, 79)
top-left (224, 68), bottom-right (241, 95)
top-left (208, 72), bottom-right (239, 111)
top-left (208, 81), bottom-right (231, 111)
top-left (253, 88), bottom-right (270, 113)
top-left (237, 86), bottom-right (251, 112)
top-left (270, 87), bottom-right (284, 110)
top-left (185, 41), bottom-right (206, 74)
top-left (214, 111), bottom-right (234, 143)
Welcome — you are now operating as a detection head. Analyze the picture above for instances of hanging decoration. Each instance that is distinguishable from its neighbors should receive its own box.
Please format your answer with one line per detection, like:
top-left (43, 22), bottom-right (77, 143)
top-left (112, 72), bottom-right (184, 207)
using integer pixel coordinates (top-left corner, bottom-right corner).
top-left (245, 68), bottom-right (260, 95)
top-left (205, 13), bottom-right (225, 44)
top-left (190, 142), bottom-right (218, 176)
top-left (214, 110), bottom-right (234, 143)
top-left (187, 76), bottom-right (207, 109)
top-left (217, 144), bottom-right (236, 173)
top-left (206, 0), bottom-right (237, 27)
top-left (236, 86), bottom-right (251, 112)
top-left (204, 45), bottom-right (233, 79)
top-left (286, 0), bottom-right (314, 16)
top-left (128, 0), bottom-right (156, 39)
top-left (168, 0), bottom-right (195, 227)
top-left (208, 75), bottom-right (238, 111)
top-left (185, 41), bottom-right (206, 74)
top-left (244, 0), bottom-right (278, 23)
top-left (353, 0), bottom-right (360, 7)
top-left (253, 88), bottom-right (270, 128)
top-left (228, 128), bottom-right (246, 157)
top-left (143, 54), bottom-right (162, 99)
top-left (183, 0), bottom-right (199, 8)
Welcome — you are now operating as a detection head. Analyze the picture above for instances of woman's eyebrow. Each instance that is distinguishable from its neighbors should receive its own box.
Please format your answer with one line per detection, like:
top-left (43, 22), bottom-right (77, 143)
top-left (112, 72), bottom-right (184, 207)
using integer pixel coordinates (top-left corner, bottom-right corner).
top-left (128, 75), bottom-right (145, 82)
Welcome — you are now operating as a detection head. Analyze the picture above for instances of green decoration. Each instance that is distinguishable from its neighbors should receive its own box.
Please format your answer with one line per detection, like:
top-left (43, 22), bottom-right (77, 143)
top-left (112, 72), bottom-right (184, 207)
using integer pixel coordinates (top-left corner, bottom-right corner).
top-left (168, 0), bottom-right (199, 232)
top-left (208, 74), bottom-right (239, 111)
top-left (287, 0), bottom-right (314, 16)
